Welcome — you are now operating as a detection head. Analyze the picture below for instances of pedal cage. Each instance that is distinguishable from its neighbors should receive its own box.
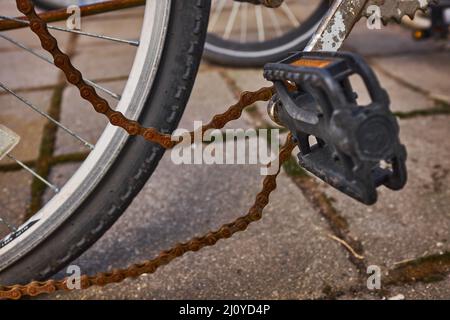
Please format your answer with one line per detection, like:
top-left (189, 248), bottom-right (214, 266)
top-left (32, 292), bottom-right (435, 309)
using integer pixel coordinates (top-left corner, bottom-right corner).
top-left (264, 51), bottom-right (407, 205)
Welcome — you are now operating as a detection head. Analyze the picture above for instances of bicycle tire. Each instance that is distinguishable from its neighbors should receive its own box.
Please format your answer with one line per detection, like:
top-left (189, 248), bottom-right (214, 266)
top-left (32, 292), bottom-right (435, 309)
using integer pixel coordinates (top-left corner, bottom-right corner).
top-left (0, 0), bottom-right (211, 285)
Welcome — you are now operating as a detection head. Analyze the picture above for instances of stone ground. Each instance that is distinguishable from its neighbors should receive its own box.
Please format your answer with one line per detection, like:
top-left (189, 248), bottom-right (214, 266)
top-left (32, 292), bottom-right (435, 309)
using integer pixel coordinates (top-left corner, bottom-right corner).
top-left (0, 4), bottom-right (449, 300)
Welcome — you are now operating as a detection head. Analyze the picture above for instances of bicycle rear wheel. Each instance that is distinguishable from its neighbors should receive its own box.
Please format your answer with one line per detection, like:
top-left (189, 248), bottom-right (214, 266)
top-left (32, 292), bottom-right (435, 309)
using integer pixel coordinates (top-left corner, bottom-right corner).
top-left (204, 0), bottom-right (329, 67)
top-left (0, 0), bottom-right (210, 285)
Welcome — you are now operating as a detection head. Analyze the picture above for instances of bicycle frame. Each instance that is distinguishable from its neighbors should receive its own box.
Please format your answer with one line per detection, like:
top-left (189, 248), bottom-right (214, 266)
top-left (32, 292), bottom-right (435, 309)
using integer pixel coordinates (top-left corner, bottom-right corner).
top-left (306, 0), bottom-right (367, 52)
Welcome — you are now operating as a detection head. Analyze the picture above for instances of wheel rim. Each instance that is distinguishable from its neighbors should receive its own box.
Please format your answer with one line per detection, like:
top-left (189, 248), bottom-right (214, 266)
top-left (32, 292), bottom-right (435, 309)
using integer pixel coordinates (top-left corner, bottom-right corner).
top-left (0, 1), bottom-right (171, 271)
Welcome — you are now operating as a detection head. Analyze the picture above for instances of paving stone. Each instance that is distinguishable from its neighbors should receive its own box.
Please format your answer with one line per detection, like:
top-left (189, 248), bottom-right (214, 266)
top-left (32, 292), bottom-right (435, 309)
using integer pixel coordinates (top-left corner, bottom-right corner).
top-left (382, 275), bottom-right (450, 299)
top-left (221, 68), bottom-right (278, 127)
top-left (349, 70), bottom-right (435, 113)
top-left (181, 71), bottom-right (251, 130)
top-left (50, 158), bottom-right (359, 300)
top-left (339, 275), bottom-right (450, 300)
top-left (373, 52), bottom-right (450, 103)
top-left (42, 162), bottom-right (80, 208)
top-left (54, 80), bottom-right (122, 155)
top-left (70, 44), bottom-right (136, 81)
top-left (223, 68), bottom-right (272, 94)
top-left (0, 49), bottom-right (61, 90)
top-left (0, 1), bottom-right (22, 16)
top-left (320, 115), bottom-right (450, 269)
top-left (0, 89), bottom-right (53, 163)
top-left (0, 171), bottom-right (32, 238)
top-left (344, 22), bottom-right (444, 57)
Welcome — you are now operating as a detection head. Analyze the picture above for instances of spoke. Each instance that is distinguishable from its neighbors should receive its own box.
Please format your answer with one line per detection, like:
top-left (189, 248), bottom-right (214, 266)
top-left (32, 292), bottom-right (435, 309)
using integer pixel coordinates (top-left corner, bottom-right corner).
top-left (0, 83), bottom-right (94, 150)
top-left (223, 2), bottom-right (240, 40)
top-left (0, 216), bottom-right (17, 233)
top-left (0, 33), bottom-right (121, 100)
top-left (240, 2), bottom-right (248, 43)
top-left (280, 2), bottom-right (300, 28)
top-left (210, 0), bottom-right (227, 32)
top-left (255, 5), bottom-right (265, 42)
top-left (0, 15), bottom-right (139, 46)
top-left (6, 154), bottom-right (59, 193)
top-left (267, 7), bottom-right (283, 37)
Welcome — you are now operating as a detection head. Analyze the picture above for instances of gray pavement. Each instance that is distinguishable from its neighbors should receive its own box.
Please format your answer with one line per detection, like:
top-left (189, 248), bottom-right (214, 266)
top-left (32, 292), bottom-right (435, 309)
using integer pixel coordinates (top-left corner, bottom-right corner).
top-left (0, 4), bottom-right (449, 300)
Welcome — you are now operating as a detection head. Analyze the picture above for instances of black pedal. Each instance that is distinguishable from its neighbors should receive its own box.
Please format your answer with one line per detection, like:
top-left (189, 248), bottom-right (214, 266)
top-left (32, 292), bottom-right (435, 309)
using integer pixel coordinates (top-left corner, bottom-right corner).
top-left (264, 51), bottom-right (407, 205)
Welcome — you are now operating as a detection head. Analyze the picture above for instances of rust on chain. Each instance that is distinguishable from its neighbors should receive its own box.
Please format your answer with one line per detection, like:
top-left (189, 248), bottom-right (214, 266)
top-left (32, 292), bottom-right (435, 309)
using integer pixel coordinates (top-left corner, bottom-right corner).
top-left (0, 0), bottom-right (145, 31)
top-left (0, 0), bottom-right (295, 300)
top-left (0, 135), bottom-right (295, 300)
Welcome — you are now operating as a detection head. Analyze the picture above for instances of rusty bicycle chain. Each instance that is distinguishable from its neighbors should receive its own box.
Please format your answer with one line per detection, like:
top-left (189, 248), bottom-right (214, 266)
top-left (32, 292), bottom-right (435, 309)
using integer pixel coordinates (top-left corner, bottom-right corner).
top-left (0, 0), bottom-right (297, 300)
top-left (0, 138), bottom-right (295, 300)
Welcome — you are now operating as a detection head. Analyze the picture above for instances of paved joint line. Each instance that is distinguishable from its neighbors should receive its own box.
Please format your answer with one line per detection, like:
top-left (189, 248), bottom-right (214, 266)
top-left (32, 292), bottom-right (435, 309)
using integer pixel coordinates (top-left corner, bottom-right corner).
top-left (0, 84), bottom-right (58, 96)
top-left (344, 43), bottom-right (450, 115)
top-left (319, 251), bottom-right (450, 299)
top-left (386, 251), bottom-right (450, 285)
top-left (395, 102), bottom-right (450, 119)
top-left (0, 75), bottom-right (128, 98)
top-left (0, 44), bottom-right (49, 54)
top-left (25, 82), bottom-right (65, 220)
top-left (358, 46), bottom-right (450, 60)
top-left (368, 58), bottom-right (450, 107)
top-left (24, 34), bottom-right (78, 221)
top-left (282, 157), bottom-right (367, 275)
top-left (217, 68), bottom-right (280, 131)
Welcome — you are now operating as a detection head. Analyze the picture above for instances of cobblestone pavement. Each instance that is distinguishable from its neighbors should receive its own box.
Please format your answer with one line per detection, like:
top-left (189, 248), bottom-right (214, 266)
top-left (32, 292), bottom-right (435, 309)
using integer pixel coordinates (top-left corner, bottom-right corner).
top-left (0, 4), bottom-right (449, 300)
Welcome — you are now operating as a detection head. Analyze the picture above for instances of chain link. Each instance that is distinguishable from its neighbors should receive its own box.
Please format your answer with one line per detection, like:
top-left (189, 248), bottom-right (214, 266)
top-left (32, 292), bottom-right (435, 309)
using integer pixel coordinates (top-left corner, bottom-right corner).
top-left (0, 135), bottom-right (295, 300)
top-left (0, 0), bottom-right (296, 300)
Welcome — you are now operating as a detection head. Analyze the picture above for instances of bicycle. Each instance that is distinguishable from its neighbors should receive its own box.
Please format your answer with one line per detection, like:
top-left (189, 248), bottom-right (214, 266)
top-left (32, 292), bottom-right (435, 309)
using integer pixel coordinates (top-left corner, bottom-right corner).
top-left (0, 0), bottom-right (432, 299)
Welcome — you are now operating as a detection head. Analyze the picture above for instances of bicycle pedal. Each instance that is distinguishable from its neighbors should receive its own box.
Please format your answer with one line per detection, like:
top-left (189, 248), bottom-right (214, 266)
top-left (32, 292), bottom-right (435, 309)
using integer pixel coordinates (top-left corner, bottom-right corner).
top-left (264, 51), bottom-right (407, 205)
top-left (0, 125), bottom-right (20, 161)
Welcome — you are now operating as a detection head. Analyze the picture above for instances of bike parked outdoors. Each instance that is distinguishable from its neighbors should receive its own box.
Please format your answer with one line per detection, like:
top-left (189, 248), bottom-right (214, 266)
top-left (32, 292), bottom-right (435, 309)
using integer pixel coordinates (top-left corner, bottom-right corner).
top-left (0, 0), bottom-right (448, 301)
